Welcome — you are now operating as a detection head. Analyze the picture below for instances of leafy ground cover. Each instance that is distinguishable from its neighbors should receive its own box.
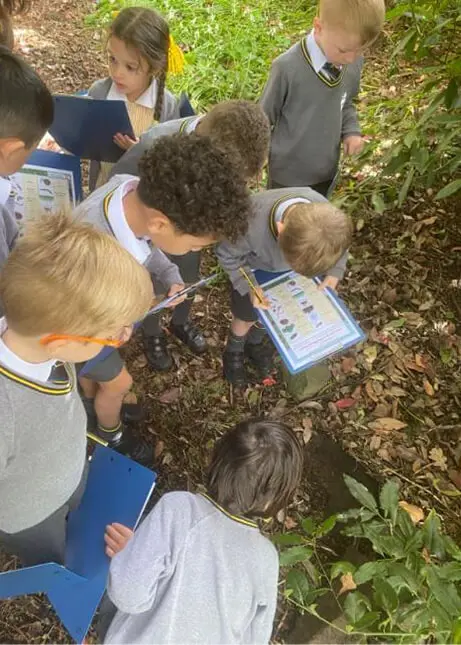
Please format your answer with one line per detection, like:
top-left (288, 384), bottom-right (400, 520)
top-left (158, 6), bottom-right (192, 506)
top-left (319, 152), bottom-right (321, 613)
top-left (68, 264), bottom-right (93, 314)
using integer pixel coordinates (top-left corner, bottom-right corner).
top-left (1, 0), bottom-right (460, 641)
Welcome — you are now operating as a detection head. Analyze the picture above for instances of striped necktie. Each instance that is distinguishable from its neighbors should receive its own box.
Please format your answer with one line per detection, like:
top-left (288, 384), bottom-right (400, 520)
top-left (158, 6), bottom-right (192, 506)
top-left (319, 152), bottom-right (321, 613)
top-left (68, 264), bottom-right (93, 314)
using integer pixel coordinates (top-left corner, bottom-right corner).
top-left (322, 62), bottom-right (341, 82)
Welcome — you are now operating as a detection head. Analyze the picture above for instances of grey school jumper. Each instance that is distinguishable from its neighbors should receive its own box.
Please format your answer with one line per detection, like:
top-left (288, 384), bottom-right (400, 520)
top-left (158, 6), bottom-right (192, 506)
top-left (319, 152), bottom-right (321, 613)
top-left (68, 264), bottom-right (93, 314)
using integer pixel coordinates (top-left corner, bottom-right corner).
top-left (105, 491), bottom-right (279, 645)
top-left (0, 204), bottom-right (17, 272)
top-left (88, 78), bottom-right (179, 191)
top-left (260, 40), bottom-right (362, 187)
top-left (110, 116), bottom-right (199, 178)
top-left (74, 174), bottom-right (182, 289)
top-left (215, 188), bottom-right (348, 295)
top-left (0, 362), bottom-right (86, 533)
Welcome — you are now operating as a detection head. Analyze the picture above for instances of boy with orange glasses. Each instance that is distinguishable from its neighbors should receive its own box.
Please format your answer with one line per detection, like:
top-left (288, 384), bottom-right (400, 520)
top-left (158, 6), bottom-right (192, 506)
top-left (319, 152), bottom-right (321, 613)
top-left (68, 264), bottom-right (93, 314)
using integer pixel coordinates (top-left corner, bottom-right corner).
top-left (0, 211), bottom-right (152, 567)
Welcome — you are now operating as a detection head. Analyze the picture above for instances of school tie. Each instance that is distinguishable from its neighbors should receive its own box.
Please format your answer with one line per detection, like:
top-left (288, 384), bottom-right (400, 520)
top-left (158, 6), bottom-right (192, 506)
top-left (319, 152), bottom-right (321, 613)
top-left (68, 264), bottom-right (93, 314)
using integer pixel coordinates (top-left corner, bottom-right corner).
top-left (322, 62), bottom-right (341, 82)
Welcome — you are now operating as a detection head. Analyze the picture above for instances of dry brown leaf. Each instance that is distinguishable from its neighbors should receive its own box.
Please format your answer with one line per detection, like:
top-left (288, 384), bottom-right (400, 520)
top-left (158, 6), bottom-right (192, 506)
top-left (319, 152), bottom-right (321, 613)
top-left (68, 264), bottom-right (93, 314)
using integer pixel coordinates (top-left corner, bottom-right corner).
top-left (399, 501), bottom-right (424, 524)
top-left (388, 386), bottom-right (407, 397)
top-left (363, 345), bottom-right (378, 365)
top-left (159, 387), bottom-right (181, 404)
top-left (449, 470), bottom-right (461, 490)
top-left (429, 447), bottom-right (448, 471)
top-left (284, 516), bottom-right (298, 530)
top-left (369, 434), bottom-right (381, 451)
top-left (339, 572), bottom-right (357, 595)
top-left (365, 381), bottom-right (379, 402)
top-left (423, 379), bottom-right (435, 397)
top-left (422, 547), bottom-right (431, 563)
top-left (154, 440), bottom-right (165, 460)
top-left (368, 417), bottom-right (408, 432)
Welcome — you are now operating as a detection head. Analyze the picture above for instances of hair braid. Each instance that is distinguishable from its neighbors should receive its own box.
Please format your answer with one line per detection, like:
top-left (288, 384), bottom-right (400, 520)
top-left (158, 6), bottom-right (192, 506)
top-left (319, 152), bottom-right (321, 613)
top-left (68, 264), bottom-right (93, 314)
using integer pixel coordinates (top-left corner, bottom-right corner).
top-left (154, 68), bottom-right (167, 122)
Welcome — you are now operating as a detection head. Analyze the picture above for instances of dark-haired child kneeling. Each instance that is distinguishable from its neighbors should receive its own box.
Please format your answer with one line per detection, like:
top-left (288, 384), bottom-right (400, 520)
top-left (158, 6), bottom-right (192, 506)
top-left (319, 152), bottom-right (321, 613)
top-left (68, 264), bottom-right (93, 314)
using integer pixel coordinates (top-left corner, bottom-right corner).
top-left (100, 419), bottom-right (304, 644)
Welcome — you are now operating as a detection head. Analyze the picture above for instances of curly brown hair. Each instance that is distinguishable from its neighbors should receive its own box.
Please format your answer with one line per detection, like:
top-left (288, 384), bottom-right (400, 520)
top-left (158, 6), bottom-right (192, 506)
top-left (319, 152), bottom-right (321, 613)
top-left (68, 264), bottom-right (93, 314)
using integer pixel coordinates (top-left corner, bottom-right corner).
top-left (137, 132), bottom-right (252, 243)
top-left (198, 100), bottom-right (270, 181)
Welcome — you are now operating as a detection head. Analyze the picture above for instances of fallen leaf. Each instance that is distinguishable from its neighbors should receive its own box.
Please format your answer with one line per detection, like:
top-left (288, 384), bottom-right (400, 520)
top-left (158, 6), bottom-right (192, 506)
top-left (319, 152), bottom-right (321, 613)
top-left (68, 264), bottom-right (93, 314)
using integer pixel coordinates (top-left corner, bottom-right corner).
top-left (399, 501), bottom-right (424, 524)
top-left (429, 447), bottom-right (448, 471)
top-left (339, 572), bottom-right (357, 595)
top-left (299, 401), bottom-right (323, 411)
top-left (159, 387), bottom-right (181, 404)
top-left (369, 434), bottom-right (381, 451)
top-left (388, 386), bottom-right (407, 397)
top-left (423, 379), bottom-right (435, 397)
top-left (284, 516), bottom-right (298, 530)
top-left (341, 357), bottom-right (356, 373)
top-left (154, 440), bottom-right (165, 459)
top-left (377, 447), bottom-right (391, 461)
top-left (368, 417), bottom-right (408, 432)
top-left (449, 470), bottom-right (461, 490)
top-left (162, 452), bottom-right (174, 466)
top-left (363, 345), bottom-right (378, 365)
top-left (336, 398), bottom-right (356, 410)
top-left (365, 381), bottom-right (379, 402)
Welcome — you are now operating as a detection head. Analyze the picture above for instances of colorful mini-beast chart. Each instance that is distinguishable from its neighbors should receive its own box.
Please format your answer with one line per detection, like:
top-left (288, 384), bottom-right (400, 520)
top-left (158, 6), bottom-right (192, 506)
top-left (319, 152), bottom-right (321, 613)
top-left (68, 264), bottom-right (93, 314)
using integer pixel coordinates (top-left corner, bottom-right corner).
top-left (257, 271), bottom-right (365, 374)
top-left (11, 150), bottom-right (81, 232)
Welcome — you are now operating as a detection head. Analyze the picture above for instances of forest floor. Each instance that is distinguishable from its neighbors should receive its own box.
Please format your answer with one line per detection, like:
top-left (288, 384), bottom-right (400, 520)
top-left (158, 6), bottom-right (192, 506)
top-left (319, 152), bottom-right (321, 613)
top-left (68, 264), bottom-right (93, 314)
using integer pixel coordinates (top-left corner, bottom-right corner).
top-left (1, 0), bottom-right (461, 642)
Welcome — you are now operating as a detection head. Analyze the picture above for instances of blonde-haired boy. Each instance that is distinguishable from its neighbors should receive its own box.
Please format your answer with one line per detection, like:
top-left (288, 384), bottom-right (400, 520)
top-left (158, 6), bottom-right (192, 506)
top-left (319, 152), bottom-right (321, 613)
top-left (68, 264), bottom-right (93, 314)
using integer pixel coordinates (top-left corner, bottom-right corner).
top-left (216, 188), bottom-right (353, 386)
top-left (260, 0), bottom-right (385, 195)
top-left (0, 211), bottom-right (153, 566)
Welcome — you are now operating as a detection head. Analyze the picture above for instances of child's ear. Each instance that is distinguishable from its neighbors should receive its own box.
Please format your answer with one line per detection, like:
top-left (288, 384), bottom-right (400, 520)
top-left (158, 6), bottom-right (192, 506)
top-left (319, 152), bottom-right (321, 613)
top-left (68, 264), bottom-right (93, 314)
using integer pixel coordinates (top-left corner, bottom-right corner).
top-left (276, 221), bottom-right (285, 235)
top-left (146, 209), bottom-right (172, 235)
top-left (313, 16), bottom-right (322, 37)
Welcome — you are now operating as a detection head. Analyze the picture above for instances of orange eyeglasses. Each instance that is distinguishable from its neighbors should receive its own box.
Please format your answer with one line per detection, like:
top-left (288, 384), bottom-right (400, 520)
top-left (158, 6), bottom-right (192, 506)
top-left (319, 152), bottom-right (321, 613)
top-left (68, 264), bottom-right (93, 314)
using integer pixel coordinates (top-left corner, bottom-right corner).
top-left (40, 326), bottom-right (133, 348)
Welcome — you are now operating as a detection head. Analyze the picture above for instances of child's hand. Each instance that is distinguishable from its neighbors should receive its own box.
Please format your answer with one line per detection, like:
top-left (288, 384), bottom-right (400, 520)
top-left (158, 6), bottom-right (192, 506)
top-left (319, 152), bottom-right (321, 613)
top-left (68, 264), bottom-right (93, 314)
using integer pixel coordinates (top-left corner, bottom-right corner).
top-left (318, 276), bottom-right (339, 291)
top-left (343, 135), bottom-right (365, 156)
top-left (38, 132), bottom-right (61, 153)
top-left (251, 287), bottom-right (271, 310)
top-left (114, 133), bottom-right (139, 151)
top-left (105, 522), bottom-right (134, 558)
top-left (166, 283), bottom-right (186, 307)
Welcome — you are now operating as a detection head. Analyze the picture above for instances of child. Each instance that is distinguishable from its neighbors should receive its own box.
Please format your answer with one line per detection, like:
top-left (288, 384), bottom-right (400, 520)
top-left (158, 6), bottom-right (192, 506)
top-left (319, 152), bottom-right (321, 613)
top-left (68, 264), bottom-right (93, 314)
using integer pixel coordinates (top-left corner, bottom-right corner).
top-left (0, 0), bottom-right (30, 48)
top-left (101, 418), bottom-right (304, 644)
top-left (0, 211), bottom-right (153, 566)
top-left (110, 99), bottom-right (271, 372)
top-left (260, 0), bottom-right (385, 196)
top-left (0, 46), bottom-right (53, 273)
top-left (76, 132), bottom-right (251, 455)
top-left (215, 188), bottom-right (353, 386)
top-left (89, 6), bottom-right (182, 190)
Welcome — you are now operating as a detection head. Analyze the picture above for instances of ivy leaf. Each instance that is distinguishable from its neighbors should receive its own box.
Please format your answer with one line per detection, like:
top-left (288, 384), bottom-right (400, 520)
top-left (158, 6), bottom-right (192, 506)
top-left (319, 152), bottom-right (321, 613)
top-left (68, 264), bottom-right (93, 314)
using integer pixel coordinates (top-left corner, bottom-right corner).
top-left (344, 475), bottom-right (378, 512)
top-left (354, 561), bottom-right (388, 585)
top-left (344, 591), bottom-right (371, 624)
top-left (427, 567), bottom-right (461, 617)
top-left (272, 533), bottom-right (304, 546)
top-left (373, 578), bottom-right (398, 614)
top-left (379, 479), bottom-right (400, 525)
top-left (330, 561), bottom-right (356, 580)
top-left (316, 515), bottom-right (337, 537)
top-left (423, 510), bottom-right (445, 558)
top-left (286, 569), bottom-right (311, 604)
top-left (352, 611), bottom-right (381, 632)
top-left (279, 545), bottom-right (313, 567)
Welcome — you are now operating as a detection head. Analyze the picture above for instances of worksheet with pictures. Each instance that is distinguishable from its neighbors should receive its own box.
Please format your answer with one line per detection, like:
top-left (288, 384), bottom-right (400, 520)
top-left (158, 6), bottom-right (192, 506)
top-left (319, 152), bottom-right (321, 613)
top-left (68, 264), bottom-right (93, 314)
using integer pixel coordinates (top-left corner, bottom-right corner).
top-left (11, 165), bottom-right (76, 232)
top-left (258, 271), bottom-right (365, 374)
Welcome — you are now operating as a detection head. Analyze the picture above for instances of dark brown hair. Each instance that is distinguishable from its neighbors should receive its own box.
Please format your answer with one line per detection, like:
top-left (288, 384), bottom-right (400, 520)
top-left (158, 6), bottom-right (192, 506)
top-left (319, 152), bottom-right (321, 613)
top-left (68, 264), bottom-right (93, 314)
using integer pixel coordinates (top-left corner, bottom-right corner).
top-left (199, 100), bottom-right (270, 181)
top-left (0, 46), bottom-right (53, 145)
top-left (207, 419), bottom-right (304, 518)
top-left (137, 132), bottom-right (252, 243)
top-left (109, 6), bottom-right (169, 121)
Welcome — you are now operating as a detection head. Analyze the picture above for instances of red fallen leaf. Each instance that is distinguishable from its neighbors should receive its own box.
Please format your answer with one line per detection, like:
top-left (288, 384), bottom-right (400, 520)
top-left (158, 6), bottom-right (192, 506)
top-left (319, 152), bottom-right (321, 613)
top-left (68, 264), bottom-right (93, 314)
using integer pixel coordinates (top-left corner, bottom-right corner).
top-left (262, 376), bottom-right (276, 387)
top-left (335, 398), bottom-right (356, 410)
top-left (341, 357), bottom-right (356, 373)
top-left (158, 387), bottom-right (181, 404)
top-left (284, 515), bottom-right (298, 530)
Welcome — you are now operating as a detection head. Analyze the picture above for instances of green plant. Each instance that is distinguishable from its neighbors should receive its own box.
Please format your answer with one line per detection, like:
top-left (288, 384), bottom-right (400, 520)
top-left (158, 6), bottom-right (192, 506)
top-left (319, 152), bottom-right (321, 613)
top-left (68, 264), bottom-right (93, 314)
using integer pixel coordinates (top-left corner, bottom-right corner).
top-left (275, 476), bottom-right (461, 643)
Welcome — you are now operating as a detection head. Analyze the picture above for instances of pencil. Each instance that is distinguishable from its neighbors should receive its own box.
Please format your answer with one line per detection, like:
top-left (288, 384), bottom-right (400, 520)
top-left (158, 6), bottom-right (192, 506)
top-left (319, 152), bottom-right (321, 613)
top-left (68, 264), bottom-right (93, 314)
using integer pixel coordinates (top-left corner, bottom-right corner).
top-left (239, 267), bottom-right (265, 304)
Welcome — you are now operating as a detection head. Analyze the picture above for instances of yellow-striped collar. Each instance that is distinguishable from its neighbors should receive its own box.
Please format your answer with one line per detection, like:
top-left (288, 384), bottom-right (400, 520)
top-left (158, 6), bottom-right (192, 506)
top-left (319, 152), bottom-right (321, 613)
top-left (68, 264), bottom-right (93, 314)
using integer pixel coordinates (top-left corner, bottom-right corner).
top-left (0, 361), bottom-right (73, 396)
top-left (200, 493), bottom-right (259, 528)
top-left (179, 116), bottom-right (201, 134)
top-left (269, 193), bottom-right (312, 240)
top-left (300, 38), bottom-right (344, 88)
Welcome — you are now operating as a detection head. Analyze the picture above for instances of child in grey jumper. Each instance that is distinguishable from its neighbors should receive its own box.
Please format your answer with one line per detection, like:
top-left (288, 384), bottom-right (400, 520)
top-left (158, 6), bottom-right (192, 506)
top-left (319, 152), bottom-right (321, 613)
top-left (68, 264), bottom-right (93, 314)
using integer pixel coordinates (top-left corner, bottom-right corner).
top-left (109, 100), bottom-right (270, 374)
top-left (260, 0), bottom-right (385, 196)
top-left (215, 188), bottom-right (353, 386)
top-left (101, 418), bottom-right (304, 644)
top-left (0, 212), bottom-right (152, 566)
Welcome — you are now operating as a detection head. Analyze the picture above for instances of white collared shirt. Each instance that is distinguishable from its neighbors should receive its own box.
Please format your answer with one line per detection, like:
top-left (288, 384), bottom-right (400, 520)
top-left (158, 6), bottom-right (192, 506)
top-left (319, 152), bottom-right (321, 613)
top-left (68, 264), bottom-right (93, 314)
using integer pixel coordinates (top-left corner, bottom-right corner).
top-left (275, 197), bottom-right (311, 224)
top-left (107, 78), bottom-right (157, 108)
top-left (305, 30), bottom-right (328, 74)
top-left (0, 176), bottom-right (12, 207)
top-left (106, 178), bottom-right (151, 264)
top-left (184, 116), bottom-right (201, 133)
top-left (0, 317), bottom-right (57, 384)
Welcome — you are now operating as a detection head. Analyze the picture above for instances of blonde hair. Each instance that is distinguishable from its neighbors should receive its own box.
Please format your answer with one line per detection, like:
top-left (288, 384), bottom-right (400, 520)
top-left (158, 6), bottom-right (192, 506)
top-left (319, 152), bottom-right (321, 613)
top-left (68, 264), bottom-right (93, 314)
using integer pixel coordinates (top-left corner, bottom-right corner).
top-left (0, 211), bottom-right (153, 337)
top-left (318, 0), bottom-right (385, 44)
top-left (279, 202), bottom-right (353, 278)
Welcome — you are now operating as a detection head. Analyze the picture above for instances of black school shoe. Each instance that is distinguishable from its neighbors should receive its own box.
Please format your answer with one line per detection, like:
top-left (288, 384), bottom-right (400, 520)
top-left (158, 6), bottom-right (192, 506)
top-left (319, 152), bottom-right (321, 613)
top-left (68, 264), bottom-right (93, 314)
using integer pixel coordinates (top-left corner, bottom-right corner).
top-left (91, 423), bottom-right (154, 467)
top-left (143, 332), bottom-right (173, 372)
top-left (169, 321), bottom-right (207, 355)
top-left (222, 349), bottom-right (247, 387)
top-left (245, 338), bottom-right (276, 381)
top-left (83, 399), bottom-right (145, 432)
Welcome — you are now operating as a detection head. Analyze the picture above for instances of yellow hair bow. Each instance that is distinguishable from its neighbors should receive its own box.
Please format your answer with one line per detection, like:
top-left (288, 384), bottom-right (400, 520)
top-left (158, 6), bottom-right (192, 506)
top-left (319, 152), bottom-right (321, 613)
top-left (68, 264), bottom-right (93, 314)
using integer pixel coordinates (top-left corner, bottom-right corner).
top-left (168, 34), bottom-right (185, 74)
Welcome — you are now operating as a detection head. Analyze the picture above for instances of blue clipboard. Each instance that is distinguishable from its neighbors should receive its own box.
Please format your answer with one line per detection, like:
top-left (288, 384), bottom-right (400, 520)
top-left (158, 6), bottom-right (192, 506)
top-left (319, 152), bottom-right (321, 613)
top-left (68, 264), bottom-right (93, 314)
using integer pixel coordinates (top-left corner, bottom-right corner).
top-left (255, 270), bottom-right (365, 375)
top-left (50, 95), bottom-right (135, 163)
